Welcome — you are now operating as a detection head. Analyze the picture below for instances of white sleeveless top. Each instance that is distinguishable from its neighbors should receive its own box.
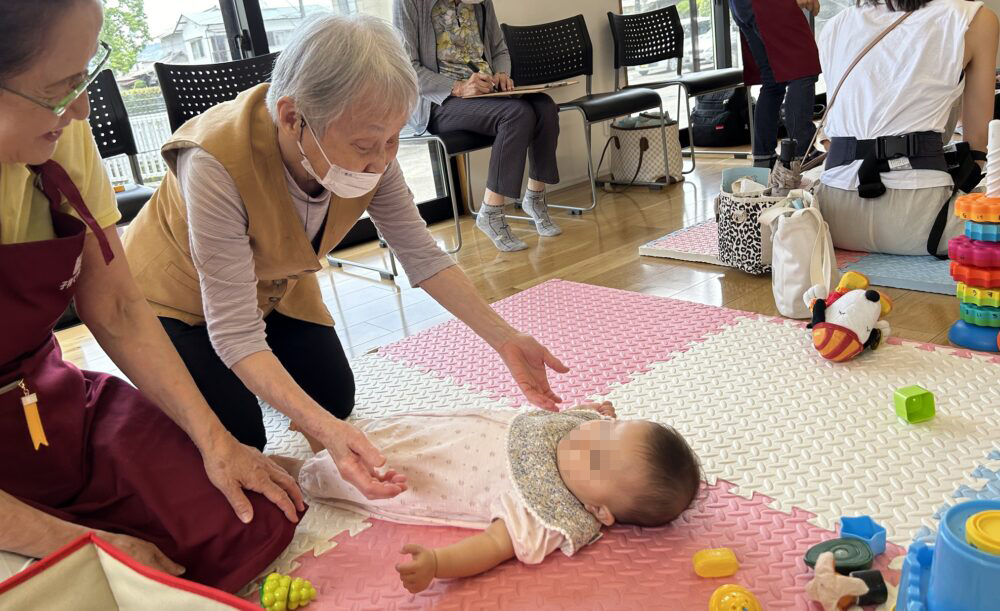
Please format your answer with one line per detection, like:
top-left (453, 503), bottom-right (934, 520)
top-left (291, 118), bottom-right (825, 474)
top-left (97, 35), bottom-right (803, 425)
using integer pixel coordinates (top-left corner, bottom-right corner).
top-left (819, 0), bottom-right (982, 191)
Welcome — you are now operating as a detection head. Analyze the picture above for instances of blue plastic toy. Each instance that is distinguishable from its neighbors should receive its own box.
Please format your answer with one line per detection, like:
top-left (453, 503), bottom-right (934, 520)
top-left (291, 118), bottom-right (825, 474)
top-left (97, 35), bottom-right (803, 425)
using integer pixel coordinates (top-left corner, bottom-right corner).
top-left (897, 500), bottom-right (1000, 610)
top-left (839, 516), bottom-right (887, 555)
top-left (948, 320), bottom-right (1000, 353)
top-left (894, 386), bottom-right (935, 424)
top-left (967, 220), bottom-right (1000, 242)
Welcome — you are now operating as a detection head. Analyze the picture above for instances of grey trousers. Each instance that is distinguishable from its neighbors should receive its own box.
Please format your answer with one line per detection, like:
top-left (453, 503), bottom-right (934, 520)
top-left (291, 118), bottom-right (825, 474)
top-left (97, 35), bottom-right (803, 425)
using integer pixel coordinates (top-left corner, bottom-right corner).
top-left (428, 93), bottom-right (560, 199)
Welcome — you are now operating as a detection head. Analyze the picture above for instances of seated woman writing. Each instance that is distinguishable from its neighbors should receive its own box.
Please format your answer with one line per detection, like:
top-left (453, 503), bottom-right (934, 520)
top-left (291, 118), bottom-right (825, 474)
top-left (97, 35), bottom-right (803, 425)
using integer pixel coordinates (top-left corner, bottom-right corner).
top-left (814, 0), bottom-right (998, 256)
top-left (394, 0), bottom-right (563, 252)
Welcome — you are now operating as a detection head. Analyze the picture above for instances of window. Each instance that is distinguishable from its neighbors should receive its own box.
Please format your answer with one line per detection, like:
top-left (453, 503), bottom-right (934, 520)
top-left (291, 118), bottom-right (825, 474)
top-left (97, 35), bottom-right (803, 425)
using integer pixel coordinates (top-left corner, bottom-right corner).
top-left (210, 35), bottom-right (230, 63)
top-left (97, 1), bottom-right (231, 187)
top-left (190, 39), bottom-right (205, 61)
top-left (265, 29), bottom-right (290, 50)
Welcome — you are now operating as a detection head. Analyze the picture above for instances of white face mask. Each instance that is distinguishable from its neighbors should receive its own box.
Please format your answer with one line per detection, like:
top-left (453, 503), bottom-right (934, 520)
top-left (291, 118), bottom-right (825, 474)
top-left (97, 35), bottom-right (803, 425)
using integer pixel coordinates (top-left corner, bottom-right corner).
top-left (296, 119), bottom-right (383, 199)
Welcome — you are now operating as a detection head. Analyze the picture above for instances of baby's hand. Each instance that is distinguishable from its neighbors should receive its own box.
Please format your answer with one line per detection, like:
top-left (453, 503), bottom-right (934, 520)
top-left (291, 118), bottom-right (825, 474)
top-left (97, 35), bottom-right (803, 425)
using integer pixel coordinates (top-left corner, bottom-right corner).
top-left (396, 544), bottom-right (437, 594)
top-left (574, 401), bottom-right (617, 418)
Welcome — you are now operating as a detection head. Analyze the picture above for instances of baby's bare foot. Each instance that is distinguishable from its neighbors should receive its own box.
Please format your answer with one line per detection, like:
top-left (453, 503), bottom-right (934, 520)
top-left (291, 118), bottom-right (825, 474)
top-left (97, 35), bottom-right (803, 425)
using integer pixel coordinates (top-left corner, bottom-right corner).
top-left (269, 455), bottom-right (305, 480)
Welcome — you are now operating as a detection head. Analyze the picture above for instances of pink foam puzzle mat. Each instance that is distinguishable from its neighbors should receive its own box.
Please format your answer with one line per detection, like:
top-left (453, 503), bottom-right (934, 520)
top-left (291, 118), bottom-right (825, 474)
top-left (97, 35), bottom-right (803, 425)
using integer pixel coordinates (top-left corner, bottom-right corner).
top-left (254, 280), bottom-right (999, 609)
top-left (640, 220), bottom-right (955, 294)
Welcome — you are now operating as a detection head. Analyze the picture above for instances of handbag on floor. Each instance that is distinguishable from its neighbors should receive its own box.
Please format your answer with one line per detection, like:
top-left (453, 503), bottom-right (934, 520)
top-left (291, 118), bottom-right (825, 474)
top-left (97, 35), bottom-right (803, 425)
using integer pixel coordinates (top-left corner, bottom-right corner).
top-left (759, 190), bottom-right (836, 319)
top-left (715, 167), bottom-right (786, 275)
top-left (604, 111), bottom-right (684, 185)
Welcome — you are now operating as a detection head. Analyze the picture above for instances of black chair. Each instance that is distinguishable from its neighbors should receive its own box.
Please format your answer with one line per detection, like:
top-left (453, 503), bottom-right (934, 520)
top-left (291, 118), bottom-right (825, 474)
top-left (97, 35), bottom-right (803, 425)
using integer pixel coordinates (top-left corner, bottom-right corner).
top-left (502, 15), bottom-right (672, 213)
top-left (608, 7), bottom-right (753, 172)
top-left (154, 53), bottom-right (280, 132)
top-left (86, 69), bottom-right (155, 224)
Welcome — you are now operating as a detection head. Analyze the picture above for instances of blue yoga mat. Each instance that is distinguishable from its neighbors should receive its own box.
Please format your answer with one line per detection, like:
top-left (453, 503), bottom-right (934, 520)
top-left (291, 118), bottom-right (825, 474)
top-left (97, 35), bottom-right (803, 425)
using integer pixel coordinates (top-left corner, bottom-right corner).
top-left (840, 253), bottom-right (955, 295)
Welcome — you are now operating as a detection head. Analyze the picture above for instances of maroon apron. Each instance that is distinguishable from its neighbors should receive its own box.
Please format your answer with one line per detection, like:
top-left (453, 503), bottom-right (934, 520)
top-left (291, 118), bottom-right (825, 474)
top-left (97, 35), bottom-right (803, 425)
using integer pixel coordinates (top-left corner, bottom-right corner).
top-left (0, 161), bottom-right (298, 593)
top-left (740, 0), bottom-right (821, 86)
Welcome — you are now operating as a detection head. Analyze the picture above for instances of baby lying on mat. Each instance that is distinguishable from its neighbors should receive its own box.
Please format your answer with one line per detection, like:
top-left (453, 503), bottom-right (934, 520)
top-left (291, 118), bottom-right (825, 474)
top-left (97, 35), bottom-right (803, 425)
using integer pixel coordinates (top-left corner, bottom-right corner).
top-left (287, 402), bottom-right (700, 593)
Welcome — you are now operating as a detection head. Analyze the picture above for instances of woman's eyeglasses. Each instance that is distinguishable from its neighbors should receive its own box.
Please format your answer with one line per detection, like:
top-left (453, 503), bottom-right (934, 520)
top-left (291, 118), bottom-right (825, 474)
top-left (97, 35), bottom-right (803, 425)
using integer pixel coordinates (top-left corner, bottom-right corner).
top-left (0, 41), bottom-right (111, 117)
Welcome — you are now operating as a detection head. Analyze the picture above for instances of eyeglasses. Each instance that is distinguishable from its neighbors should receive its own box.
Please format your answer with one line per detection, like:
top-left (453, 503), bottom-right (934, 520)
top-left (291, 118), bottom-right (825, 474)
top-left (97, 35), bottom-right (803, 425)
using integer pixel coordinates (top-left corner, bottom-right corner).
top-left (0, 41), bottom-right (111, 117)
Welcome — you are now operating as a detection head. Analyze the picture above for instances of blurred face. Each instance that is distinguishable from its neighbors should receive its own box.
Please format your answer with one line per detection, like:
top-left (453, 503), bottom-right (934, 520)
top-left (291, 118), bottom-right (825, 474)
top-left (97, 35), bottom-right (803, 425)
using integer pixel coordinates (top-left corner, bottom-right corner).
top-left (0, 0), bottom-right (102, 164)
top-left (556, 419), bottom-right (652, 526)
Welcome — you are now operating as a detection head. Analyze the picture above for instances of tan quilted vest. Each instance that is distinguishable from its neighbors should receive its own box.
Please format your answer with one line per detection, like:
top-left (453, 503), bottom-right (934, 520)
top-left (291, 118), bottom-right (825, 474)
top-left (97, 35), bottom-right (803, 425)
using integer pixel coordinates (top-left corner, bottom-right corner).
top-left (123, 83), bottom-right (374, 327)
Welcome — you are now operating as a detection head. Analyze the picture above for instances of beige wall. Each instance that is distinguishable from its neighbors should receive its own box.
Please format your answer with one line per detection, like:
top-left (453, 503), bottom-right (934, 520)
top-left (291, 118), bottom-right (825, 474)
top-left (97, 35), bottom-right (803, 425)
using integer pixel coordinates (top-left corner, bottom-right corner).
top-left (984, 0), bottom-right (1000, 64)
top-left (466, 0), bottom-right (624, 199)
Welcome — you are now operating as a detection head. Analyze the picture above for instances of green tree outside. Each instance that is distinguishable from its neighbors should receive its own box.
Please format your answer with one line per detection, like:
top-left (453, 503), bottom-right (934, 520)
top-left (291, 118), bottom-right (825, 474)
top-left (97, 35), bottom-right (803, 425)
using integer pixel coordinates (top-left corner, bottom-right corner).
top-left (100, 0), bottom-right (151, 76)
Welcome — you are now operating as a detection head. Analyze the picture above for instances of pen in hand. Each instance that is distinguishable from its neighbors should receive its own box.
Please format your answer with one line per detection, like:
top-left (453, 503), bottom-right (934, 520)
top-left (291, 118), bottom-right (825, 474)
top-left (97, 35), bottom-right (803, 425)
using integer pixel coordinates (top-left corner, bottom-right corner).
top-left (466, 61), bottom-right (497, 92)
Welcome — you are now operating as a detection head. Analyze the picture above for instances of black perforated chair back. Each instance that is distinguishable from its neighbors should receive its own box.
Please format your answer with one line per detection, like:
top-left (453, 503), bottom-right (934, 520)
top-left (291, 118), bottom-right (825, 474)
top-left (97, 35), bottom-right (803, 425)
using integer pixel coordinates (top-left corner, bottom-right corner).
top-left (87, 69), bottom-right (138, 159)
top-left (608, 7), bottom-right (684, 70)
top-left (155, 53), bottom-right (279, 132)
top-left (501, 15), bottom-right (593, 88)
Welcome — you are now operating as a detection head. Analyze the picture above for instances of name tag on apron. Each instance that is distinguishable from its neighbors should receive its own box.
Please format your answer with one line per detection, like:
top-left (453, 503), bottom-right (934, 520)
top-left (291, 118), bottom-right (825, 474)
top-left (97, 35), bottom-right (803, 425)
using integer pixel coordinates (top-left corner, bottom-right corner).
top-left (19, 382), bottom-right (49, 451)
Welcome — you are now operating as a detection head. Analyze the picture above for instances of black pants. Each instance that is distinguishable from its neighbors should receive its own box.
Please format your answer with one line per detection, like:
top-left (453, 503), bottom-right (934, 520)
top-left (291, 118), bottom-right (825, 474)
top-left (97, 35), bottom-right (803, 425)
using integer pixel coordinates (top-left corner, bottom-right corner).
top-left (160, 311), bottom-right (355, 450)
top-left (428, 93), bottom-right (560, 199)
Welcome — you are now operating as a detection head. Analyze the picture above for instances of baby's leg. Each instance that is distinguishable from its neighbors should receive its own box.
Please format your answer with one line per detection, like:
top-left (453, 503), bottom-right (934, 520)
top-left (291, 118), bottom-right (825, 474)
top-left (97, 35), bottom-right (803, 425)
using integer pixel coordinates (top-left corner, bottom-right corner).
top-left (269, 455), bottom-right (305, 480)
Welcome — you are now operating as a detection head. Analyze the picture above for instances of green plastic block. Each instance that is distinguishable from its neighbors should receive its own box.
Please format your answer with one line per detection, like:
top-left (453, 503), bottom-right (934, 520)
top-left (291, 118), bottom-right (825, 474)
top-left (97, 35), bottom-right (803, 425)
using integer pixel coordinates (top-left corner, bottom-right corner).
top-left (894, 385), bottom-right (935, 423)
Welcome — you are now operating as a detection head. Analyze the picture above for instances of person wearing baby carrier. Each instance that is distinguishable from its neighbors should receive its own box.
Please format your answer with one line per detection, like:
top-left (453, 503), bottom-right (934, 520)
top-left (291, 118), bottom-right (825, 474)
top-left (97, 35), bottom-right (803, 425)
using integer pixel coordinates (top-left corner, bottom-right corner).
top-left (813, 0), bottom-right (997, 257)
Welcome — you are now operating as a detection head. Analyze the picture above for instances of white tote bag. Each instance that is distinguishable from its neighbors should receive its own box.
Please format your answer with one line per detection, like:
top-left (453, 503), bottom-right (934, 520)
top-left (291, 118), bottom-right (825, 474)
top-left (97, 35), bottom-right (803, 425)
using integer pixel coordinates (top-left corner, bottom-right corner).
top-left (759, 190), bottom-right (835, 319)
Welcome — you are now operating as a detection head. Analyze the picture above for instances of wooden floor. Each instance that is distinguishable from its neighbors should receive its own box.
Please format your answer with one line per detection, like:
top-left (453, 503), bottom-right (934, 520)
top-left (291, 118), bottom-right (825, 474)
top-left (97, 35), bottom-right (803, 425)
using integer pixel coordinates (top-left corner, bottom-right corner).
top-left (57, 156), bottom-right (959, 375)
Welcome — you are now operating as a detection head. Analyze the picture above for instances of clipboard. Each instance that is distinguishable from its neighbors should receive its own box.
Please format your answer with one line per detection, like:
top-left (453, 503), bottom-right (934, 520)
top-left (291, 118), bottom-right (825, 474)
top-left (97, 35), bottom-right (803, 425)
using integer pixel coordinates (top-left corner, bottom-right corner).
top-left (467, 80), bottom-right (578, 98)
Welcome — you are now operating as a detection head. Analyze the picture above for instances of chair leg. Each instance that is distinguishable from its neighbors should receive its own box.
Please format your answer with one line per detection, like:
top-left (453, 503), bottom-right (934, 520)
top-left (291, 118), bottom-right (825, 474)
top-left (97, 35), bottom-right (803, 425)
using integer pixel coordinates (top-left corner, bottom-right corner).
top-left (656, 101), bottom-right (674, 184)
top-left (745, 86), bottom-right (756, 160)
top-left (681, 83), bottom-right (696, 174)
top-left (547, 109), bottom-right (598, 215)
top-left (438, 144), bottom-right (462, 254)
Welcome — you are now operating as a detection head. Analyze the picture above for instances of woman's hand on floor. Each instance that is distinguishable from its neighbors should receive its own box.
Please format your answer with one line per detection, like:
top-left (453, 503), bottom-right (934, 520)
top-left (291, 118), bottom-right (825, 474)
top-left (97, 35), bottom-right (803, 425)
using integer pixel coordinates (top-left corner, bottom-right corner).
top-left (396, 544), bottom-right (438, 593)
top-left (321, 420), bottom-right (408, 500)
top-left (95, 530), bottom-right (185, 577)
top-left (200, 433), bottom-right (305, 523)
top-left (496, 333), bottom-right (569, 411)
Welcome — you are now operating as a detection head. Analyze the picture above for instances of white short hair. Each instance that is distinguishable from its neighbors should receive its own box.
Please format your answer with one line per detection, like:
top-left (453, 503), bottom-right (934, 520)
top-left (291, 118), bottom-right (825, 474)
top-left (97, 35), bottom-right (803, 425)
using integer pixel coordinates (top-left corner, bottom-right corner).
top-left (266, 13), bottom-right (418, 135)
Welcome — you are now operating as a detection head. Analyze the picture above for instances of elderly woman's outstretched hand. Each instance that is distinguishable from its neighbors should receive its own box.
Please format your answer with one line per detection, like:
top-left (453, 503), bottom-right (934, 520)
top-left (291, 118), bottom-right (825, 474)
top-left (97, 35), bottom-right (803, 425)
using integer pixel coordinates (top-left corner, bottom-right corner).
top-left (495, 333), bottom-right (569, 411)
top-left (322, 420), bottom-right (408, 499)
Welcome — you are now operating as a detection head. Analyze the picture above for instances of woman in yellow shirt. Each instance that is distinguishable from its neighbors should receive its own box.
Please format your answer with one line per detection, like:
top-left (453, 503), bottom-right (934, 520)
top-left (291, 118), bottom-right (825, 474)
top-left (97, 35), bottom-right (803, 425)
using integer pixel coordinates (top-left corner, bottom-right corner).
top-left (0, 0), bottom-right (410, 592)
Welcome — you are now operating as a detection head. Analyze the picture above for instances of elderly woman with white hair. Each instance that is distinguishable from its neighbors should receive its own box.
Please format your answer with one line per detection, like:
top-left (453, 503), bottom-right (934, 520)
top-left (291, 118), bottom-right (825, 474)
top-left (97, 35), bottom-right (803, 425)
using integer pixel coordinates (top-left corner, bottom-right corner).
top-left (123, 14), bottom-right (568, 500)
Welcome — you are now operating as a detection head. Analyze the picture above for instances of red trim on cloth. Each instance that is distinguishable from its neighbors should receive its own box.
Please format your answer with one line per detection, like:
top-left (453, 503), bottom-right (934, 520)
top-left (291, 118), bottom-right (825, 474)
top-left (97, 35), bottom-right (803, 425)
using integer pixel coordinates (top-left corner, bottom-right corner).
top-left (0, 533), bottom-right (259, 609)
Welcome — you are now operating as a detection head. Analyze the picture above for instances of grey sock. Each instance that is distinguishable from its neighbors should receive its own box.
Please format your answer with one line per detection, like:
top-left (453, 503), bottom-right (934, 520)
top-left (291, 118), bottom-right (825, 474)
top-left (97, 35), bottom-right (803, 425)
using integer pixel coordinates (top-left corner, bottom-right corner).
top-left (476, 204), bottom-right (527, 252)
top-left (521, 189), bottom-right (562, 237)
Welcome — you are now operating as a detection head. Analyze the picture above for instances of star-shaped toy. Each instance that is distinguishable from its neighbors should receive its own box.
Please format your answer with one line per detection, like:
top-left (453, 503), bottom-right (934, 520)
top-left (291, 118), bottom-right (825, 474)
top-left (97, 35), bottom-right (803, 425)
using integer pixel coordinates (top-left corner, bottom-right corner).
top-left (805, 551), bottom-right (870, 611)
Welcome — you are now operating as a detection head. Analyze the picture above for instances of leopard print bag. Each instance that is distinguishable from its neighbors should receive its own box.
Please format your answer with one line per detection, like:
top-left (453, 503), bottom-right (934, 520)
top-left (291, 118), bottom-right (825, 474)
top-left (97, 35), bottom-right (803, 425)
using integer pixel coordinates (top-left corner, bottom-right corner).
top-left (715, 171), bottom-right (785, 275)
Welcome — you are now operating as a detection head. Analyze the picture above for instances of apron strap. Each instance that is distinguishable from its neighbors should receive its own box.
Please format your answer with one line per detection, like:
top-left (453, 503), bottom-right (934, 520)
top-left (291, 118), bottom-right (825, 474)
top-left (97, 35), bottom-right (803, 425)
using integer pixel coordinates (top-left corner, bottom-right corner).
top-left (30, 160), bottom-right (114, 265)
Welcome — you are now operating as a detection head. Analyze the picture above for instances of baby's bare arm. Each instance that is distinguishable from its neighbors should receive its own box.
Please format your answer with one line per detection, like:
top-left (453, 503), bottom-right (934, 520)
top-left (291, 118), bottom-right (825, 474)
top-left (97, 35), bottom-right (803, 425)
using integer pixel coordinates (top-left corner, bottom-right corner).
top-left (396, 520), bottom-right (516, 593)
top-left (567, 401), bottom-right (616, 418)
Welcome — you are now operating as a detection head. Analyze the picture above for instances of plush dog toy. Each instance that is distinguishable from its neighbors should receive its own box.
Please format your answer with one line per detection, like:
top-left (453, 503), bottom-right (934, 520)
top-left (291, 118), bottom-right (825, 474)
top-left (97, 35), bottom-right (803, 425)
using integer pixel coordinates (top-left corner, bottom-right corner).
top-left (804, 271), bottom-right (892, 362)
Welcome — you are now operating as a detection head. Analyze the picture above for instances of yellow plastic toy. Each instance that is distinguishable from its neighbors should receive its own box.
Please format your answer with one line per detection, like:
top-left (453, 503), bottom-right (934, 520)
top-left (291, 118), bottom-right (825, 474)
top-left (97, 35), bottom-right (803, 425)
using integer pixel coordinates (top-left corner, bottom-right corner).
top-left (709, 584), bottom-right (762, 611)
top-left (693, 548), bottom-right (740, 578)
top-left (259, 572), bottom-right (317, 610)
top-left (965, 510), bottom-right (1000, 555)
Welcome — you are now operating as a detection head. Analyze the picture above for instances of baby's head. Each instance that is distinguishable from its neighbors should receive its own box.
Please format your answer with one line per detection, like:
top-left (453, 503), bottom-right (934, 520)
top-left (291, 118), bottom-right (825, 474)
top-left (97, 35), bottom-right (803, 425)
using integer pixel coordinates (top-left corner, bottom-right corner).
top-left (556, 418), bottom-right (700, 527)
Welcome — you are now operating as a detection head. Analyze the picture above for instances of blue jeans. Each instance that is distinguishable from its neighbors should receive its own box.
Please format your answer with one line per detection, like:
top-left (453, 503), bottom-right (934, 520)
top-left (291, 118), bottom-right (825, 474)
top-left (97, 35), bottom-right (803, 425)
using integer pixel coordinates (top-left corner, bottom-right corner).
top-left (730, 0), bottom-right (817, 161)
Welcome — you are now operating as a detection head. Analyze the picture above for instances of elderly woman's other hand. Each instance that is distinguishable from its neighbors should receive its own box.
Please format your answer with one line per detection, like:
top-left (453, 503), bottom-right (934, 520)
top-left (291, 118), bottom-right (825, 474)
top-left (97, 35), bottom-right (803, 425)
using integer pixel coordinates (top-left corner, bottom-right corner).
top-left (492, 73), bottom-right (515, 92)
top-left (496, 333), bottom-right (569, 411)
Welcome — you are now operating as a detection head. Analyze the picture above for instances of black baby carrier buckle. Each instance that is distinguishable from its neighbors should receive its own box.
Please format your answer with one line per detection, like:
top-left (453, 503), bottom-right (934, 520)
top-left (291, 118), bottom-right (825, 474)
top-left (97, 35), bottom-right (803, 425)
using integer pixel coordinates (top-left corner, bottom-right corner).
top-left (826, 131), bottom-right (949, 199)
